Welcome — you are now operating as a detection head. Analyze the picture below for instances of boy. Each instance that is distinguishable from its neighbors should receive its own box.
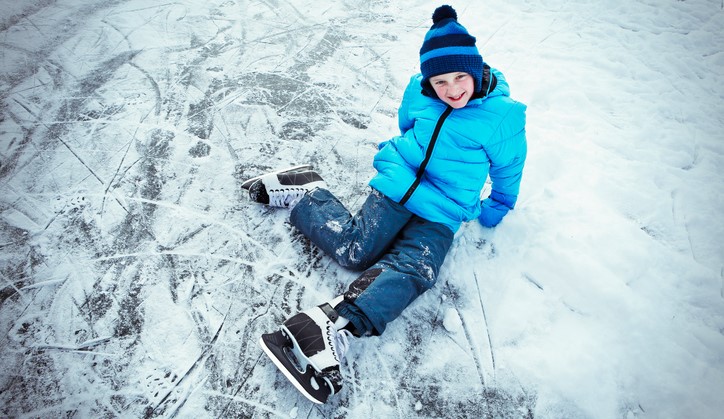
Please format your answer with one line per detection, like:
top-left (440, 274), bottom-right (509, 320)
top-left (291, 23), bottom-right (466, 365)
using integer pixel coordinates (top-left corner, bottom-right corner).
top-left (245, 5), bottom-right (527, 404)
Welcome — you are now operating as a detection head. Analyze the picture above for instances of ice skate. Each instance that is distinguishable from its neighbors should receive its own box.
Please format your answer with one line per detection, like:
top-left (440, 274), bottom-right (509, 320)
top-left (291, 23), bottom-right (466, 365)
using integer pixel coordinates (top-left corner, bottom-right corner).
top-left (240, 165), bottom-right (312, 190)
top-left (242, 165), bottom-right (326, 208)
top-left (259, 296), bottom-right (353, 404)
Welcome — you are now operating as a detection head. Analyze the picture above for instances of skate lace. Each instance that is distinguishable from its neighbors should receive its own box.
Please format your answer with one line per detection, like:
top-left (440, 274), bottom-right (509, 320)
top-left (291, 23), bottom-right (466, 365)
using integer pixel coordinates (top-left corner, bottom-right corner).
top-left (268, 188), bottom-right (307, 207)
top-left (333, 329), bottom-right (354, 362)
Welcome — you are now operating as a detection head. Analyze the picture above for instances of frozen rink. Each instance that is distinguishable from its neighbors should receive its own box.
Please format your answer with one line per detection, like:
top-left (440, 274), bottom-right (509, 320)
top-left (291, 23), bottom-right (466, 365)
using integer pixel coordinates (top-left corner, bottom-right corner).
top-left (1, 0), bottom-right (723, 417)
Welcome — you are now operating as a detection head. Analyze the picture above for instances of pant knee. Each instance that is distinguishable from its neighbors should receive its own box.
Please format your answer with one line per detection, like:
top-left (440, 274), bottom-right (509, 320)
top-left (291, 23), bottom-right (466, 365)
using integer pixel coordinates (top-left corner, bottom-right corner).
top-left (333, 247), bottom-right (377, 271)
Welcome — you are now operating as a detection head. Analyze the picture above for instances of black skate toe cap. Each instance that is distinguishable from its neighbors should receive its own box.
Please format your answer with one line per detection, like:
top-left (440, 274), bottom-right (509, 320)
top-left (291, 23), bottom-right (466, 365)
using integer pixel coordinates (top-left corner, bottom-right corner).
top-left (249, 180), bottom-right (270, 204)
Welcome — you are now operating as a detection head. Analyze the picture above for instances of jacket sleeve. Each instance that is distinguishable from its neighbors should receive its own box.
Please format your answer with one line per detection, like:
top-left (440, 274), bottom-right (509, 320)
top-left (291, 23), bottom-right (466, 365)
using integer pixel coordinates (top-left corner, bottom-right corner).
top-left (479, 102), bottom-right (527, 227)
top-left (397, 75), bottom-right (419, 135)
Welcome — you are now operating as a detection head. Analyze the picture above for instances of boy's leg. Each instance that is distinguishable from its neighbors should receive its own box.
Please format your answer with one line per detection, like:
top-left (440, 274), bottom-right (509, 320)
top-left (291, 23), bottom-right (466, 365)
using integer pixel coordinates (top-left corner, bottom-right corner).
top-left (337, 216), bottom-right (454, 335)
top-left (290, 188), bottom-right (413, 271)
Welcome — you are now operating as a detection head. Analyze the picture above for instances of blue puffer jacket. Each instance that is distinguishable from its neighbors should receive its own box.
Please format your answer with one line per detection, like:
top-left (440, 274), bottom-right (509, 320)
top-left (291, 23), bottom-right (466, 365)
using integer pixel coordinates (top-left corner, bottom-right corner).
top-left (369, 68), bottom-right (527, 233)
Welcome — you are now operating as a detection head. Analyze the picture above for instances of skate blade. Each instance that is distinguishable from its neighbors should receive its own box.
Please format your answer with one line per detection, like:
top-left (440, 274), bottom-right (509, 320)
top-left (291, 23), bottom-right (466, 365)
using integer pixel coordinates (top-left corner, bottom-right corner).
top-left (241, 164), bottom-right (313, 190)
top-left (259, 331), bottom-right (331, 404)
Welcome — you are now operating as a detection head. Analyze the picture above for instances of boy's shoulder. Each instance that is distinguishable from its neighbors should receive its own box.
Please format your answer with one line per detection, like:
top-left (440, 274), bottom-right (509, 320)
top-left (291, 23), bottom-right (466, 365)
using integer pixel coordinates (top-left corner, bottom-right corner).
top-left (475, 68), bottom-right (526, 115)
top-left (403, 73), bottom-right (426, 96)
top-left (488, 67), bottom-right (510, 97)
top-left (408, 73), bottom-right (424, 84)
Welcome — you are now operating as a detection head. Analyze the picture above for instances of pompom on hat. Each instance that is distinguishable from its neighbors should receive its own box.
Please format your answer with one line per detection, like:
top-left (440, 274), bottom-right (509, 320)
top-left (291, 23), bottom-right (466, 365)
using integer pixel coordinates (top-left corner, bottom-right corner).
top-left (420, 5), bottom-right (484, 97)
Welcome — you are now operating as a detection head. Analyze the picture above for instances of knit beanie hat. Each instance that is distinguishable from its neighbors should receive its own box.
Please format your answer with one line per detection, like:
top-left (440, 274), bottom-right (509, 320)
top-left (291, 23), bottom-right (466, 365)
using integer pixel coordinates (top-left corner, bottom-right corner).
top-left (420, 5), bottom-right (484, 96)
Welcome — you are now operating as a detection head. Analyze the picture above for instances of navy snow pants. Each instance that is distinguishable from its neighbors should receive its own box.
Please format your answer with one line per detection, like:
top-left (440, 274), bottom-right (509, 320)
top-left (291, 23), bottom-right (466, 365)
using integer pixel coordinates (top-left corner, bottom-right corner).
top-left (289, 188), bottom-right (454, 335)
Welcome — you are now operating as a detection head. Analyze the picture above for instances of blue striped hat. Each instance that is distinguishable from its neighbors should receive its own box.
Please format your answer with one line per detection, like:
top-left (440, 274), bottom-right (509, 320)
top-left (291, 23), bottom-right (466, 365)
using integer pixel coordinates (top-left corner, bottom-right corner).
top-left (420, 5), bottom-right (484, 95)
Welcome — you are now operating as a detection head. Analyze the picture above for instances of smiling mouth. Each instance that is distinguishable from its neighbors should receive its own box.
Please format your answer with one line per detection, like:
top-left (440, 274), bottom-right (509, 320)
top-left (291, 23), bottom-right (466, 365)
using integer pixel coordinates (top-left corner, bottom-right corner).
top-left (448, 93), bottom-right (465, 101)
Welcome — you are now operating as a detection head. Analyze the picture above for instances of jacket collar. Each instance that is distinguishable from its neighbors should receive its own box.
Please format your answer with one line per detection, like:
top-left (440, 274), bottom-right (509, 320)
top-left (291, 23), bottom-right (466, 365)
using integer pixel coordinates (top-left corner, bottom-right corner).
top-left (472, 65), bottom-right (497, 100)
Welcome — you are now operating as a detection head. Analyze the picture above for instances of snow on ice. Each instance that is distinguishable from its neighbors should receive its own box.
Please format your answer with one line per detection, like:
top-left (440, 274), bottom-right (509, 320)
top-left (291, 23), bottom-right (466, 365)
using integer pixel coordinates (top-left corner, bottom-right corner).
top-left (1, 0), bottom-right (723, 418)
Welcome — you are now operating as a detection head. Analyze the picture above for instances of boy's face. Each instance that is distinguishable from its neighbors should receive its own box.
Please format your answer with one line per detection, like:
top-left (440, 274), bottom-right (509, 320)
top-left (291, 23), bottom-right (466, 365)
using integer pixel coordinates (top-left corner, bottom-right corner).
top-left (429, 72), bottom-right (475, 109)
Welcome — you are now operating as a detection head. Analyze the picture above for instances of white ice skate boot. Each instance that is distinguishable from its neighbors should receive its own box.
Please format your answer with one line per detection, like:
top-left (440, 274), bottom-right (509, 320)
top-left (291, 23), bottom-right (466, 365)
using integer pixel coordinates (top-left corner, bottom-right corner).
top-left (259, 296), bottom-right (354, 404)
top-left (242, 165), bottom-right (326, 208)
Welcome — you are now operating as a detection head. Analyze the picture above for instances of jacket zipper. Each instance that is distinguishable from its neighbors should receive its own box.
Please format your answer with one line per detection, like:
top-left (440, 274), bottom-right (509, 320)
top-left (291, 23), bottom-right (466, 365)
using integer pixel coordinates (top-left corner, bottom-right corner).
top-left (399, 105), bottom-right (453, 205)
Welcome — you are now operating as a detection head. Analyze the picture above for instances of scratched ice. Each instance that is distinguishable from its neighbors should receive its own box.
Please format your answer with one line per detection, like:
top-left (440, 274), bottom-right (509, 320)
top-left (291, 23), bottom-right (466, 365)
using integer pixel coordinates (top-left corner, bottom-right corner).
top-left (1, 0), bottom-right (723, 418)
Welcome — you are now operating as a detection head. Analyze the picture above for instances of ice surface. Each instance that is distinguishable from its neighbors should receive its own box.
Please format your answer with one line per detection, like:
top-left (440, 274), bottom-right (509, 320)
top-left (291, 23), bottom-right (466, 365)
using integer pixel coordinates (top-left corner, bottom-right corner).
top-left (1, 0), bottom-right (723, 418)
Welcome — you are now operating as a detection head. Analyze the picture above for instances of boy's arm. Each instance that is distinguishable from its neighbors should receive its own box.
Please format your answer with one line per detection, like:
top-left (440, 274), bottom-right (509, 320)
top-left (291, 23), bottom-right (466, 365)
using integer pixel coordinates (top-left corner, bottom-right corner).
top-left (479, 104), bottom-right (527, 227)
top-left (378, 75), bottom-right (418, 151)
top-left (397, 75), bottom-right (419, 135)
